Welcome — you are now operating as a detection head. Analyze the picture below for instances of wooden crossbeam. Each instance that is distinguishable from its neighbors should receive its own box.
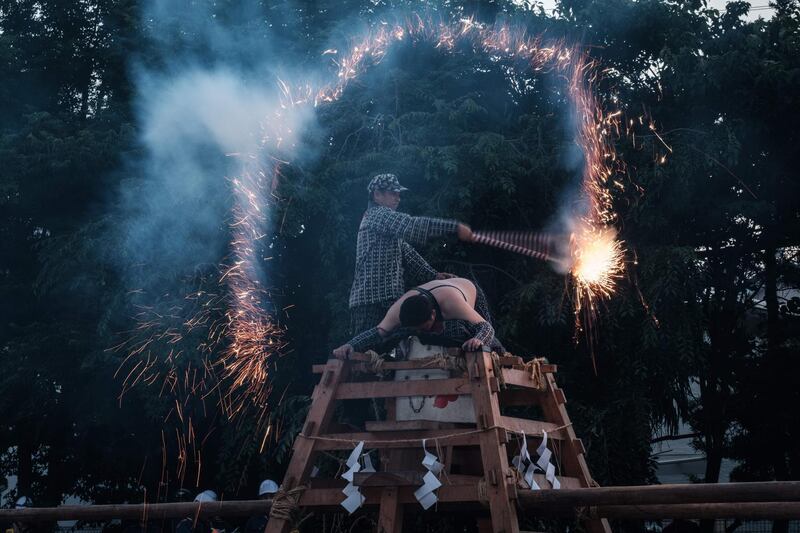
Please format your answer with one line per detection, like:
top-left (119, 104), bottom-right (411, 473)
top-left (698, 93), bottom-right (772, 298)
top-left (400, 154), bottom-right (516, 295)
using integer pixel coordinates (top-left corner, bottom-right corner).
top-left (313, 355), bottom-right (557, 374)
top-left (307, 428), bottom-right (482, 450)
top-left (335, 378), bottom-right (470, 399)
top-left (498, 415), bottom-right (567, 439)
top-left (365, 420), bottom-right (468, 432)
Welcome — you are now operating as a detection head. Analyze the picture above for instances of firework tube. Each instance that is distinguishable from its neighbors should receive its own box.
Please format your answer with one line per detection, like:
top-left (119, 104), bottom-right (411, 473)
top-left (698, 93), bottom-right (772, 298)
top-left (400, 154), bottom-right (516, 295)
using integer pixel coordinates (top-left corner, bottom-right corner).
top-left (471, 230), bottom-right (557, 263)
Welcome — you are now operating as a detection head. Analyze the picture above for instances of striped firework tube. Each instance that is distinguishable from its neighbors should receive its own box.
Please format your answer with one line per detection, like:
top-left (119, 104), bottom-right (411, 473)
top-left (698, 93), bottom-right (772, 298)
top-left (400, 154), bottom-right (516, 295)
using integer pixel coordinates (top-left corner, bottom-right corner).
top-left (472, 230), bottom-right (557, 262)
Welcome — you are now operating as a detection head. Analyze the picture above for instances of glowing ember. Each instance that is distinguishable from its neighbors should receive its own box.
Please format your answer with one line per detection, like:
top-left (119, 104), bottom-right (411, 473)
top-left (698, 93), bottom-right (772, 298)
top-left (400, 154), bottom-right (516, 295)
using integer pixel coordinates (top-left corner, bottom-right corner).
top-left (572, 226), bottom-right (625, 299)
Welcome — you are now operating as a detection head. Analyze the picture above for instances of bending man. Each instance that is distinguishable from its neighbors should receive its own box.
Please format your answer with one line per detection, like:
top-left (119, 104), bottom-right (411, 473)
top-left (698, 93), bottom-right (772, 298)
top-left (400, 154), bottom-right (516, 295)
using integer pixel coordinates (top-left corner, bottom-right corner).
top-left (349, 173), bottom-right (473, 335)
top-left (334, 277), bottom-right (502, 359)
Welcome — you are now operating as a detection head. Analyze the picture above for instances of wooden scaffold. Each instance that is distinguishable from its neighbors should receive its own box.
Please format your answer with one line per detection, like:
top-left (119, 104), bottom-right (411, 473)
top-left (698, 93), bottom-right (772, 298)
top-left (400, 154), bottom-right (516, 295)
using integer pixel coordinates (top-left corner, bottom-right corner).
top-left (265, 346), bottom-right (612, 533)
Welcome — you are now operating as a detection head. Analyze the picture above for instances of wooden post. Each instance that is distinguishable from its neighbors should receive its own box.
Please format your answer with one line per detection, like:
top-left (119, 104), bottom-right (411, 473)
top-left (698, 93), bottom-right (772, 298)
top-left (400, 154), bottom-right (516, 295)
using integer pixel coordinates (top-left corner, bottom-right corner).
top-left (265, 358), bottom-right (348, 533)
top-left (377, 487), bottom-right (403, 533)
top-left (469, 351), bottom-right (520, 533)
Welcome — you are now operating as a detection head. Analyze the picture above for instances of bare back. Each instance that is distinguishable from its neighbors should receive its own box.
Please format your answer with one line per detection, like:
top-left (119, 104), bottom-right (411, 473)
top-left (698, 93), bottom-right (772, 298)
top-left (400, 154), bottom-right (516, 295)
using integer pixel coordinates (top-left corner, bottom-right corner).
top-left (378, 278), bottom-right (484, 332)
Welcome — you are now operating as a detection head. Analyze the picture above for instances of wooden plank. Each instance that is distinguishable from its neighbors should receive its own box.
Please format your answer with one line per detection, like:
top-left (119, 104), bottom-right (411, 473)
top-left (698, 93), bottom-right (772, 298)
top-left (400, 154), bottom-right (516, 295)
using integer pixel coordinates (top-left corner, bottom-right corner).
top-left (591, 502), bottom-right (800, 520)
top-left (497, 355), bottom-right (524, 366)
top-left (498, 416), bottom-right (566, 439)
top-left (355, 471), bottom-right (423, 487)
top-left (524, 502), bottom-right (800, 520)
top-left (336, 378), bottom-right (470, 400)
top-left (517, 481), bottom-right (800, 507)
top-left (348, 349), bottom-right (462, 362)
top-left (311, 429), bottom-right (482, 450)
top-left (500, 357), bottom-right (557, 374)
top-left (298, 484), bottom-right (484, 507)
top-left (265, 359), bottom-right (347, 533)
top-left (378, 487), bottom-right (403, 533)
top-left (502, 368), bottom-right (551, 390)
top-left (366, 420), bottom-right (469, 432)
top-left (313, 357), bottom-right (470, 374)
top-left (354, 472), bottom-right (484, 488)
top-left (0, 501), bottom-right (272, 522)
top-left (468, 351), bottom-right (520, 533)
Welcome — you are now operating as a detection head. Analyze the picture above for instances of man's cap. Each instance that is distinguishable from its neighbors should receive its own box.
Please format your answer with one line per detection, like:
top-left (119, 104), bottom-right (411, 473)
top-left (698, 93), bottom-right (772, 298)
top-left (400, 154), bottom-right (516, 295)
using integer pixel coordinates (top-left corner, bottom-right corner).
top-left (367, 173), bottom-right (408, 193)
top-left (194, 490), bottom-right (218, 503)
top-left (15, 496), bottom-right (32, 508)
top-left (258, 479), bottom-right (279, 496)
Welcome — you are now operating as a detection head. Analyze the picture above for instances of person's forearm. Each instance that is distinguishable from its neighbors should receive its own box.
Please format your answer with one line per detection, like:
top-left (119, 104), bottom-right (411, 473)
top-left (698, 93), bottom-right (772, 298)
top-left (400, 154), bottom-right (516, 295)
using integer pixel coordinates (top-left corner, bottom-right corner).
top-left (471, 321), bottom-right (495, 346)
top-left (348, 327), bottom-right (386, 352)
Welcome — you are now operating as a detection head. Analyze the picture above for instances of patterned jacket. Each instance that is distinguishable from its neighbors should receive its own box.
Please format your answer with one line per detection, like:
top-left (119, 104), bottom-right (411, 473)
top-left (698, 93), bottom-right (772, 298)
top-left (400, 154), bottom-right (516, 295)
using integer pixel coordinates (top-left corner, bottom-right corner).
top-left (348, 205), bottom-right (458, 308)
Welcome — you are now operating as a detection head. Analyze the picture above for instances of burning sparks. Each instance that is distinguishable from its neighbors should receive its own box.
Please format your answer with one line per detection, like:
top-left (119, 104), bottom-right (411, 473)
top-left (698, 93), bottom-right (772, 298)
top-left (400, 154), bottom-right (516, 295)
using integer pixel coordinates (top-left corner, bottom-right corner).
top-left (117, 14), bottom-right (636, 485)
top-left (572, 226), bottom-right (625, 303)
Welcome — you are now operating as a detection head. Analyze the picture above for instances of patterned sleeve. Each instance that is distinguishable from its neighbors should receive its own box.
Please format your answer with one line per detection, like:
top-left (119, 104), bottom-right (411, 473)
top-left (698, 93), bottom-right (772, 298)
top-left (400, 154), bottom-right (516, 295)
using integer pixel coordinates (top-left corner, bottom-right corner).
top-left (348, 327), bottom-right (386, 352)
top-left (401, 241), bottom-right (438, 284)
top-left (470, 321), bottom-right (495, 346)
top-left (363, 207), bottom-right (458, 246)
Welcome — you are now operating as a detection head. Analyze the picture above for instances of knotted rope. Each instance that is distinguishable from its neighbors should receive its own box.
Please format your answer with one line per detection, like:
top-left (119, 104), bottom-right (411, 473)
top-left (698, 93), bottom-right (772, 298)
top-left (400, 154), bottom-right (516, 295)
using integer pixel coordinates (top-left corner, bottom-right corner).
top-left (365, 350), bottom-right (384, 374)
top-left (269, 485), bottom-right (307, 521)
top-left (524, 357), bottom-right (548, 390)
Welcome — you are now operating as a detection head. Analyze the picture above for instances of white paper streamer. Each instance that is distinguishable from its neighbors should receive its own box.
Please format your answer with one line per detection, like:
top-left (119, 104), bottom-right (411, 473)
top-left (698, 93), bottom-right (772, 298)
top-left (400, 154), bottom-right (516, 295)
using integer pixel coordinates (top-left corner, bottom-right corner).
top-left (513, 432), bottom-right (541, 490)
top-left (414, 439), bottom-right (443, 509)
top-left (340, 441), bottom-right (366, 514)
top-left (535, 431), bottom-right (561, 489)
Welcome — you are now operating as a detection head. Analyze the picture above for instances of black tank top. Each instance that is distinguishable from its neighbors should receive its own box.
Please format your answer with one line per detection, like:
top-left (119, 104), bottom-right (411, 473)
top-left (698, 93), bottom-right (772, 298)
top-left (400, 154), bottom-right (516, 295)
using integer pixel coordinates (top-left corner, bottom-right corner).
top-left (413, 284), bottom-right (468, 323)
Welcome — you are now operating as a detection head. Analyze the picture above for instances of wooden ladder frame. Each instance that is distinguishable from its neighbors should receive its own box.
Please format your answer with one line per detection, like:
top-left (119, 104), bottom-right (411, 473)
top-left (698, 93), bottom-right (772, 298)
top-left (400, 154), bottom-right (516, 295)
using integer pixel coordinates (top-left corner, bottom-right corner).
top-left (265, 351), bottom-right (611, 533)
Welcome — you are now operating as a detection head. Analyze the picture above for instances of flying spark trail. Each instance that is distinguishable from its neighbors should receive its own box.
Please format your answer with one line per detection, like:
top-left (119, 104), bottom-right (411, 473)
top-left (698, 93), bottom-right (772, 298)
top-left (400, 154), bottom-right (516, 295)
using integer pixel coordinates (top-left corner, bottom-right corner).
top-left (117, 13), bottom-right (638, 483)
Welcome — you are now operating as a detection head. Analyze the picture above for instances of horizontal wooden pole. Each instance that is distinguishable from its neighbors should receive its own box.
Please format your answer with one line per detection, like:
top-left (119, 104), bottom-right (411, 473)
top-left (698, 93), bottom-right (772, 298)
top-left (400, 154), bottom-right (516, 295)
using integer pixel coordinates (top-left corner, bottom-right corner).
top-left (335, 378), bottom-right (470, 399)
top-left (533, 502), bottom-right (800, 519)
top-left (595, 502), bottom-right (800, 519)
top-left (518, 481), bottom-right (800, 507)
top-left (0, 500), bottom-right (271, 522)
top-left (6, 482), bottom-right (798, 522)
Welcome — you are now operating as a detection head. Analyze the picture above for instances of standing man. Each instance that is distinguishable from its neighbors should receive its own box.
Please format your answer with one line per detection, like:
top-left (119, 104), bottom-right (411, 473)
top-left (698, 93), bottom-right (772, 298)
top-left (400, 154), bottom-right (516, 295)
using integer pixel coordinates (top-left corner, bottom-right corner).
top-left (349, 173), bottom-right (473, 335)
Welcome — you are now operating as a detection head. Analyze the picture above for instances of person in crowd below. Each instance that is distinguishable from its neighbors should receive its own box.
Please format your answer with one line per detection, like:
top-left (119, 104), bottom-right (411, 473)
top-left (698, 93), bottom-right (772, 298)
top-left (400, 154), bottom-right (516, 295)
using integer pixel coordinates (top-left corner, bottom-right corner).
top-left (174, 490), bottom-right (228, 533)
top-left (348, 172), bottom-right (474, 336)
top-left (243, 479), bottom-right (279, 533)
top-left (334, 277), bottom-right (503, 358)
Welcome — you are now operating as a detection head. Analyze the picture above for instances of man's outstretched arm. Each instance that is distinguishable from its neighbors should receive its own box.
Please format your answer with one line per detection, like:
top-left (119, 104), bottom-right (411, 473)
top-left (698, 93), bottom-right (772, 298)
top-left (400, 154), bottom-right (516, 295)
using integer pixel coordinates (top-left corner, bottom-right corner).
top-left (363, 206), bottom-right (471, 246)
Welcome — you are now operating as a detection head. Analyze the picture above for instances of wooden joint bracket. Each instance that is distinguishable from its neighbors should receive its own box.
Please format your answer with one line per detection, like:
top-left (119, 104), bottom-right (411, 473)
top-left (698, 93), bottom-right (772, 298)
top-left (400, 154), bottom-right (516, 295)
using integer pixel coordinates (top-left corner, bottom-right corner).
top-left (498, 428), bottom-right (509, 445)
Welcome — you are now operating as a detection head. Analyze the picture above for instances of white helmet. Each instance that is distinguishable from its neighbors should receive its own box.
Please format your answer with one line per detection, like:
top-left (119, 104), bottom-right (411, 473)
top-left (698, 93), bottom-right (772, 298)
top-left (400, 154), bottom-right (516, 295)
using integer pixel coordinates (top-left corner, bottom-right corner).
top-left (258, 479), bottom-right (279, 496)
top-left (15, 496), bottom-right (32, 508)
top-left (194, 490), bottom-right (218, 503)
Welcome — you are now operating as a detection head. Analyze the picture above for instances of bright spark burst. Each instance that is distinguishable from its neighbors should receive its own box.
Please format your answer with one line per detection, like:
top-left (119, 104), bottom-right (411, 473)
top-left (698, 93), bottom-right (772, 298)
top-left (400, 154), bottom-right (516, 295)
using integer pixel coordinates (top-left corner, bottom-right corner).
top-left (117, 13), bottom-right (635, 485)
top-left (572, 226), bottom-right (625, 303)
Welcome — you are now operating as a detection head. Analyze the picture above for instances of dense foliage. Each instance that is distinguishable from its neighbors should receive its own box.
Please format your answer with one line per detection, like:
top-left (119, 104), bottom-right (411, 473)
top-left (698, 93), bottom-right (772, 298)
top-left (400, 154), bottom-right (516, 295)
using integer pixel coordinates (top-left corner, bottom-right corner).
top-left (1, 0), bottom-right (798, 531)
